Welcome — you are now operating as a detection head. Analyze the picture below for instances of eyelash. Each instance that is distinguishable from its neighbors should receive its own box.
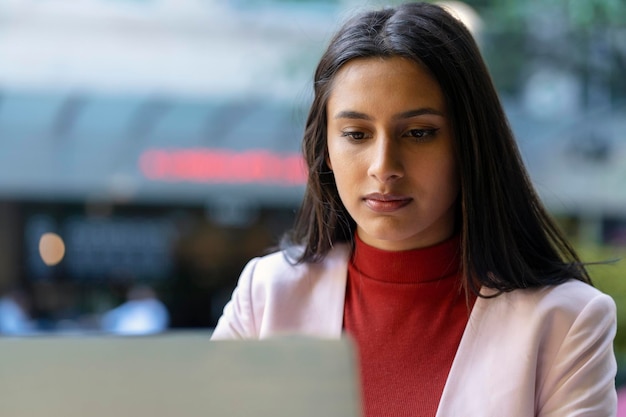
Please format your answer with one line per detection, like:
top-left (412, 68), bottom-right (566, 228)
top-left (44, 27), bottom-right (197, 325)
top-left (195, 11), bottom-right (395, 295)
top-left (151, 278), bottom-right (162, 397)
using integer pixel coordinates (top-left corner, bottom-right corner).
top-left (340, 128), bottom-right (439, 142)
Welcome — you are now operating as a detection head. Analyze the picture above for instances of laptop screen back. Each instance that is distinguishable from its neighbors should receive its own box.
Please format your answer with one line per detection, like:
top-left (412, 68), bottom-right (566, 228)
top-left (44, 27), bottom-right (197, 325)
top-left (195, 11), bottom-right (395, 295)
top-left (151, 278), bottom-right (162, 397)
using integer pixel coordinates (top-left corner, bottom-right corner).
top-left (0, 334), bottom-right (362, 417)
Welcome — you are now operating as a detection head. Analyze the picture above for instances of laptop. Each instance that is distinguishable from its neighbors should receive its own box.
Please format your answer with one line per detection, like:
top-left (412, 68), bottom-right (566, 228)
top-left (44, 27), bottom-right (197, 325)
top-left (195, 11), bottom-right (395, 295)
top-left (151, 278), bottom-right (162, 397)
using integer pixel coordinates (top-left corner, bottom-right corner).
top-left (0, 333), bottom-right (362, 417)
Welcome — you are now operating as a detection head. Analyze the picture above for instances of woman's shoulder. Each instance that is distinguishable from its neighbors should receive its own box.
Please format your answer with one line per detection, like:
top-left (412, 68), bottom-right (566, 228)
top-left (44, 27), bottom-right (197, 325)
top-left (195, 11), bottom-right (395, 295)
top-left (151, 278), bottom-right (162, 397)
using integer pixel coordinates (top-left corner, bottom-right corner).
top-left (483, 279), bottom-right (615, 322)
top-left (243, 243), bottom-right (352, 283)
top-left (522, 279), bottom-right (610, 305)
top-left (471, 280), bottom-right (616, 366)
top-left (543, 279), bottom-right (613, 304)
top-left (220, 243), bottom-right (352, 338)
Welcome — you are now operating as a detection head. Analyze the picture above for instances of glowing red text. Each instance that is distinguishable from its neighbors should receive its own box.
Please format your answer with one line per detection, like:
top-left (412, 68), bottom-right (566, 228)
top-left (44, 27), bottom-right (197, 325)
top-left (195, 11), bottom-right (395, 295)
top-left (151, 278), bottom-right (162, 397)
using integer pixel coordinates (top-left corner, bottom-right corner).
top-left (139, 148), bottom-right (307, 185)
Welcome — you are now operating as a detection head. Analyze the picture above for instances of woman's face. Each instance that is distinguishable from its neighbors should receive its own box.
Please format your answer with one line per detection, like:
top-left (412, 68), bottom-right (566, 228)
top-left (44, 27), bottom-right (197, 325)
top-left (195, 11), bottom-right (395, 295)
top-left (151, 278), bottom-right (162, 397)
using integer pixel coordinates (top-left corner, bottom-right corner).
top-left (326, 57), bottom-right (459, 251)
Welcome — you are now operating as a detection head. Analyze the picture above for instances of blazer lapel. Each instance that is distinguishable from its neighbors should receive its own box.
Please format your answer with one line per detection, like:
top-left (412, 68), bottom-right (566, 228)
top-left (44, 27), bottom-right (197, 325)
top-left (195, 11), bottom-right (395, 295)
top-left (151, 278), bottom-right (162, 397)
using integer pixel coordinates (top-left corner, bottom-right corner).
top-left (308, 244), bottom-right (351, 338)
top-left (435, 290), bottom-right (537, 417)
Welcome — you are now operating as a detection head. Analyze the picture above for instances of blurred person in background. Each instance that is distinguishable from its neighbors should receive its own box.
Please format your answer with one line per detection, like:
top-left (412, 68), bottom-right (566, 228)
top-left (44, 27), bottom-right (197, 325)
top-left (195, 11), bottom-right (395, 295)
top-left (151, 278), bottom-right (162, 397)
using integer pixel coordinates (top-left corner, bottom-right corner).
top-left (0, 286), bottom-right (33, 335)
top-left (101, 284), bottom-right (169, 335)
top-left (212, 2), bottom-right (617, 416)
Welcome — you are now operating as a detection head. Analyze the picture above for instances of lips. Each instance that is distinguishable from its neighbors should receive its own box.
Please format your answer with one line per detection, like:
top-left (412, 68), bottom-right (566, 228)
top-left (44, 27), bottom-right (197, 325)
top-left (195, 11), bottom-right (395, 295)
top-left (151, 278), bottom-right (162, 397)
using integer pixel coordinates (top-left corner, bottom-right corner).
top-left (363, 193), bottom-right (412, 213)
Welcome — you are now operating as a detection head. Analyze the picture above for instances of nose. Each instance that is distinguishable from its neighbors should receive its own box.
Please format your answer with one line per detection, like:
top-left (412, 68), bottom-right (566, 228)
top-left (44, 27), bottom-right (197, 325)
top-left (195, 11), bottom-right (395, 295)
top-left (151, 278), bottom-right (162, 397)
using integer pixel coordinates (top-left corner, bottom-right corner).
top-left (367, 136), bottom-right (404, 183)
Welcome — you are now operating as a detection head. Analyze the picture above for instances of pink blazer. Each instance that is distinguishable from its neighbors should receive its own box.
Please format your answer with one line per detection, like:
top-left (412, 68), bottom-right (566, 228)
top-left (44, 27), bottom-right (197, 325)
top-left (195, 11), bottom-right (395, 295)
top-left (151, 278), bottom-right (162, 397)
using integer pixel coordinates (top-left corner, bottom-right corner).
top-left (212, 244), bottom-right (618, 416)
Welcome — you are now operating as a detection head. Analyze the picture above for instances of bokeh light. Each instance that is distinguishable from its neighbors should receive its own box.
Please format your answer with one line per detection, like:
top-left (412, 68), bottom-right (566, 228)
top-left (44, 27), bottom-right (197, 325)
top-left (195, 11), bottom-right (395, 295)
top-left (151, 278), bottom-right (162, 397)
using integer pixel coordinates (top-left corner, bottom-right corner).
top-left (39, 232), bottom-right (66, 266)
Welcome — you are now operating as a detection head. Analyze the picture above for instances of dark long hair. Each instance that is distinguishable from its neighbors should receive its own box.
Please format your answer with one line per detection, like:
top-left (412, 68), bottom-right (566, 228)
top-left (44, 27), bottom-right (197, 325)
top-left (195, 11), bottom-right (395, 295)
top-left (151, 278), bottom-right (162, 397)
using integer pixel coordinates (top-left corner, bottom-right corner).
top-left (283, 2), bottom-right (591, 295)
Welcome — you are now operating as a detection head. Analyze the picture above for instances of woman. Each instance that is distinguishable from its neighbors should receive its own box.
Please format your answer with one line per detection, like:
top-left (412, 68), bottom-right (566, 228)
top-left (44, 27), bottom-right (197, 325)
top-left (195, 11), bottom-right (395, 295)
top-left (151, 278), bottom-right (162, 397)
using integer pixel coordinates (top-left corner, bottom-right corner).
top-left (212, 2), bottom-right (617, 416)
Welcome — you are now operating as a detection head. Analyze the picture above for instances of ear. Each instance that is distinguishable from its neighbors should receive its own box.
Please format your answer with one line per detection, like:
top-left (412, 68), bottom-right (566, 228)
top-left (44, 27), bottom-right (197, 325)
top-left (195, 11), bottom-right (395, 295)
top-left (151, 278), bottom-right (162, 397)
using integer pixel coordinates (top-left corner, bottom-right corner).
top-left (325, 152), bottom-right (333, 171)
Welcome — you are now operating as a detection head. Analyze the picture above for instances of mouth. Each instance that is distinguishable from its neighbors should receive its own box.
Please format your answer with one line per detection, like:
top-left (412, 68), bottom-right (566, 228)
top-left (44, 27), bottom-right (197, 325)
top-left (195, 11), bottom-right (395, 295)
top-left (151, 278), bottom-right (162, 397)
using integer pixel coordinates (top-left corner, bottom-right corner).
top-left (363, 193), bottom-right (412, 213)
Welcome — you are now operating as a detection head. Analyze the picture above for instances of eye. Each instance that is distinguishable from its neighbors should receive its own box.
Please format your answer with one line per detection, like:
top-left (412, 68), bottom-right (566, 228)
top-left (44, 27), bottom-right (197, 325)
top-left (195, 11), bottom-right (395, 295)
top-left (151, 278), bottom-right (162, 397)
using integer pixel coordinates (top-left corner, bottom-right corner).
top-left (404, 128), bottom-right (439, 140)
top-left (341, 131), bottom-right (368, 141)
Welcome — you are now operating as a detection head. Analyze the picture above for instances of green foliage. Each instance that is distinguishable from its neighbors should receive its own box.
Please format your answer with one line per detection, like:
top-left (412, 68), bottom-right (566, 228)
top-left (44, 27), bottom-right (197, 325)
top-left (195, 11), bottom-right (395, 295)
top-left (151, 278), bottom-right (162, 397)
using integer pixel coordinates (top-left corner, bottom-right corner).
top-left (468, 0), bottom-right (626, 28)
top-left (470, 0), bottom-right (626, 102)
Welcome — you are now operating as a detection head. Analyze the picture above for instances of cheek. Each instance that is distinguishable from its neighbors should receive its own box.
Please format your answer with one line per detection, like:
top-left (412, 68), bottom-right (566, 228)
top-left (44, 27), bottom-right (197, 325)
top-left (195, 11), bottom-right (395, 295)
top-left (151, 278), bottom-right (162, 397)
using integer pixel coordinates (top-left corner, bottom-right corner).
top-left (329, 158), bottom-right (359, 202)
top-left (434, 142), bottom-right (459, 193)
top-left (331, 149), bottom-right (366, 184)
top-left (331, 164), bottom-right (351, 191)
top-left (417, 155), bottom-right (459, 200)
top-left (326, 141), bottom-right (350, 178)
top-left (441, 159), bottom-right (460, 202)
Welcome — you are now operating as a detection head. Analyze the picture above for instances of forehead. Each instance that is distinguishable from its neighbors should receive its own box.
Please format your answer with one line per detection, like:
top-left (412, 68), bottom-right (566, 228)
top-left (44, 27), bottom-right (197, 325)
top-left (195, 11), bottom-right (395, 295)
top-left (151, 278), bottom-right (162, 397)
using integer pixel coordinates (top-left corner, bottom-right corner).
top-left (327, 57), bottom-right (446, 114)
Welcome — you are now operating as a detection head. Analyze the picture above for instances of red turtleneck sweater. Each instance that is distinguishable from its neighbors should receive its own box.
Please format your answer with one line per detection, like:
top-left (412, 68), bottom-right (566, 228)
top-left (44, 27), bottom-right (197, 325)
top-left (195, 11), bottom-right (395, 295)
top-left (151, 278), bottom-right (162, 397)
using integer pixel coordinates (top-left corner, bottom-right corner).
top-left (343, 234), bottom-right (475, 417)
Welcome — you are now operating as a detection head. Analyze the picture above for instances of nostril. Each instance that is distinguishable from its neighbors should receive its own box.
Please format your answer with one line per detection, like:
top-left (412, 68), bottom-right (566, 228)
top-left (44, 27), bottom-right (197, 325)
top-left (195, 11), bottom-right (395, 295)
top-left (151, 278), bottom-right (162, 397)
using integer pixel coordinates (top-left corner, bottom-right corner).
top-left (369, 159), bottom-right (404, 181)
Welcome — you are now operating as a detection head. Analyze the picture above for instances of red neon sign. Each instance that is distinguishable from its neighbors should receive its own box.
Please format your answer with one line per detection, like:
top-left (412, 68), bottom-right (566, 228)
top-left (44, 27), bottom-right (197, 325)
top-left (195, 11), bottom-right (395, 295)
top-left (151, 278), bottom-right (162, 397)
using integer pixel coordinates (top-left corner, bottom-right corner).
top-left (139, 148), bottom-right (307, 185)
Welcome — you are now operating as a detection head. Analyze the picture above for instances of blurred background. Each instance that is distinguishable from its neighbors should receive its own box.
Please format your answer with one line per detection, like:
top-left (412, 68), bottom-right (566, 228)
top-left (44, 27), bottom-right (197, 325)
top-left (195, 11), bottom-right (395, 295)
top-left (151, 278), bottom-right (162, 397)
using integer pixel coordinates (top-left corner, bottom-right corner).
top-left (0, 0), bottom-right (624, 378)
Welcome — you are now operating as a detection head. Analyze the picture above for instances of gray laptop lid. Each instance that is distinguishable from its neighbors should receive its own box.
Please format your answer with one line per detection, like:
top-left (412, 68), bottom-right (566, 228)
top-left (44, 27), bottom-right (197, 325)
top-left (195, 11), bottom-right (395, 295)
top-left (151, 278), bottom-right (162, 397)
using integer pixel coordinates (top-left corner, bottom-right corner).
top-left (0, 334), bottom-right (362, 417)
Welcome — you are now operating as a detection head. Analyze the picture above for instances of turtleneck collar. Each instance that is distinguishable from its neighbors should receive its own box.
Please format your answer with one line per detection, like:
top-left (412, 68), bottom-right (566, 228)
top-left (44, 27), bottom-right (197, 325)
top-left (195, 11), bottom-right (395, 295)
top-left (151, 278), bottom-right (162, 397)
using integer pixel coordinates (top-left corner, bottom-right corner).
top-left (350, 232), bottom-right (461, 284)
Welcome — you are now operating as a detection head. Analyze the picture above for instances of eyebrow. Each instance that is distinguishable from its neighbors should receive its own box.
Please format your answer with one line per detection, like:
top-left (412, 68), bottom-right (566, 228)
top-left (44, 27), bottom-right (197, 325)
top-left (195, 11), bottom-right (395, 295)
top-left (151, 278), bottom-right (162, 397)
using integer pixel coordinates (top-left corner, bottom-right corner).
top-left (333, 107), bottom-right (445, 120)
